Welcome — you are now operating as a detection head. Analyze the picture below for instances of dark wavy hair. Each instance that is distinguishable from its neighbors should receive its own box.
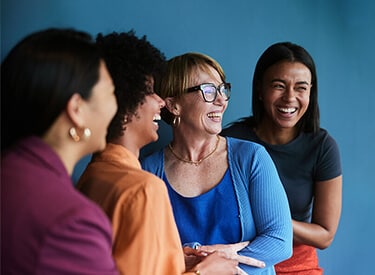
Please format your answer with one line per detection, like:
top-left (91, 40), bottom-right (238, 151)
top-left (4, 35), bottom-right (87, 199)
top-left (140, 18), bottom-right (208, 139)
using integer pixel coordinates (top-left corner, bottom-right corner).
top-left (1, 28), bottom-right (101, 150)
top-left (242, 42), bottom-right (320, 133)
top-left (96, 31), bottom-right (166, 142)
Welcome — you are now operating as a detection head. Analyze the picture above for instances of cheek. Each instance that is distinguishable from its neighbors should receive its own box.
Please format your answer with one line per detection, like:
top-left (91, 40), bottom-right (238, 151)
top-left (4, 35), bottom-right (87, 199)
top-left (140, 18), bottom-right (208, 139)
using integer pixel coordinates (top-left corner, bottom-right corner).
top-left (301, 94), bottom-right (311, 109)
top-left (262, 96), bottom-right (275, 111)
top-left (105, 97), bottom-right (117, 120)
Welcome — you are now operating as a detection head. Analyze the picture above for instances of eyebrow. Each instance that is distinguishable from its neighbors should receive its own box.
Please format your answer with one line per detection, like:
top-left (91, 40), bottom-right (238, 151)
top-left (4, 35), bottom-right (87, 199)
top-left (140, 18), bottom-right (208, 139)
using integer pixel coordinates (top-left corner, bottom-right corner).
top-left (271, 79), bottom-right (310, 85)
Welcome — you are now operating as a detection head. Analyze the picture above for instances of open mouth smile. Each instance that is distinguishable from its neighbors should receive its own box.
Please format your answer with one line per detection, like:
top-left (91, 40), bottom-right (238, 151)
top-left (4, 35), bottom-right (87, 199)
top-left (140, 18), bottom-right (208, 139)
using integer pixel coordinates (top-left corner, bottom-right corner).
top-left (277, 107), bottom-right (297, 114)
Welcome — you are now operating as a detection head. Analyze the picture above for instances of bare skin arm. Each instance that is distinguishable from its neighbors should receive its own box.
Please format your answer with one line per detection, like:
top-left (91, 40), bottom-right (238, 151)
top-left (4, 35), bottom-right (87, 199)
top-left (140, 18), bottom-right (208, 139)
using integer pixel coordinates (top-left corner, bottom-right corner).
top-left (184, 250), bottom-right (246, 275)
top-left (194, 242), bottom-right (265, 268)
top-left (293, 175), bottom-right (342, 249)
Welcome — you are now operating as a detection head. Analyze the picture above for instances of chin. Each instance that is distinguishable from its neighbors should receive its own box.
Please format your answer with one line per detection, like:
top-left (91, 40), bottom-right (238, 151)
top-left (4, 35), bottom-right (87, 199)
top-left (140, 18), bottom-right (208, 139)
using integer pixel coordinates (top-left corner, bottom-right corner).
top-left (152, 134), bottom-right (159, 143)
top-left (96, 139), bottom-right (107, 152)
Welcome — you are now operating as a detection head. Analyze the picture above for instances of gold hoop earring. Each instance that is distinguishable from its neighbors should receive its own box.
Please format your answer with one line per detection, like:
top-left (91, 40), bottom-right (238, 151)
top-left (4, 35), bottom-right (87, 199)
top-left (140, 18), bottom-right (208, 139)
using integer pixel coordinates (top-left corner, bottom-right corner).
top-left (172, 116), bottom-right (180, 128)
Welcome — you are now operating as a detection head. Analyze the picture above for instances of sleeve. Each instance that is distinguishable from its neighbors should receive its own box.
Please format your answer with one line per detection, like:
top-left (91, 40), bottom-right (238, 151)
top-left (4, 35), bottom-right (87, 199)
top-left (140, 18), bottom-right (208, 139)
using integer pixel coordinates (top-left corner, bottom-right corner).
top-left (237, 145), bottom-right (293, 273)
top-left (112, 175), bottom-right (185, 275)
top-left (315, 133), bottom-right (342, 181)
top-left (39, 206), bottom-right (118, 275)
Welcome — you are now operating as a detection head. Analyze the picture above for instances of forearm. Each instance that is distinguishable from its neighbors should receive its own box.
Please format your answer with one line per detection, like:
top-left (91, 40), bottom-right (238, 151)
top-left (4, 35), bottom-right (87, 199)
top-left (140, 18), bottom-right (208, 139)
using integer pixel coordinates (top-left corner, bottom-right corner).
top-left (292, 219), bottom-right (335, 249)
top-left (293, 176), bottom-right (342, 249)
top-left (239, 230), bottom-right (292, 265)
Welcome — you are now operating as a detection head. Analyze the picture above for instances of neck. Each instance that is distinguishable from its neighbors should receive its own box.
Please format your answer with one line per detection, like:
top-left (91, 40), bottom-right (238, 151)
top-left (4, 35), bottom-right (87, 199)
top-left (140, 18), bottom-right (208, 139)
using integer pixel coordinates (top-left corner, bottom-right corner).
top-left (111, 135), bottom-right (141, 159)
top-left (168, 135), bottom-right (220, 166)
top-left (255, 122), bottom-right (298, 145)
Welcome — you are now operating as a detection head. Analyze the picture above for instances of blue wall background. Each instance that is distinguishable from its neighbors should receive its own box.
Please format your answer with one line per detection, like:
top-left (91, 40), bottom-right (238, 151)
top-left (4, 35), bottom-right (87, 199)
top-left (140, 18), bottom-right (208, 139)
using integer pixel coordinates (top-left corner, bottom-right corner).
top-left (2, 1), bottom-right (374, 274)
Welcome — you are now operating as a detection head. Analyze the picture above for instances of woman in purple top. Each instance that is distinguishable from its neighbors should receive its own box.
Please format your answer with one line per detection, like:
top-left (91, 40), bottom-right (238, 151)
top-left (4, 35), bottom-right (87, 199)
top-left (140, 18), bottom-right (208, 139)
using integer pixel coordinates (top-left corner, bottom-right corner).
top-left (1, 28), bottom-right (118, 274)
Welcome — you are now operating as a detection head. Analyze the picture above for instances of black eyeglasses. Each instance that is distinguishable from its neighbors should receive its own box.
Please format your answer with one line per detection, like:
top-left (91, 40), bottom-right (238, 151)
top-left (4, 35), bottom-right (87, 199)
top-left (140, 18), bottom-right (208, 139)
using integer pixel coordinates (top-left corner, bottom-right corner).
top-left (186, 83), bottom-right (231, 103)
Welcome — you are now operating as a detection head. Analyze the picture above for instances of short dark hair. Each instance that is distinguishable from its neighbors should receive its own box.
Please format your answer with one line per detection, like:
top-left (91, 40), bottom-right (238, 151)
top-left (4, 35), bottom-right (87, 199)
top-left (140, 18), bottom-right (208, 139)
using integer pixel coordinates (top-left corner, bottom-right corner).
top-left (95, 30), bottom-right (166, 141)
top-left (1, 28), bottom-right (101, 150)
top-left (252, 42), bottom-right (320, 133)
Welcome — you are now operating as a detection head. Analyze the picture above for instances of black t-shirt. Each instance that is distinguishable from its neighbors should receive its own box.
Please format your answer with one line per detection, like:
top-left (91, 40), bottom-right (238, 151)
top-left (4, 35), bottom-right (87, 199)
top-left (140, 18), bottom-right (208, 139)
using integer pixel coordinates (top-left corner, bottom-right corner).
top-left (221, 119), bottom-right (342, 222)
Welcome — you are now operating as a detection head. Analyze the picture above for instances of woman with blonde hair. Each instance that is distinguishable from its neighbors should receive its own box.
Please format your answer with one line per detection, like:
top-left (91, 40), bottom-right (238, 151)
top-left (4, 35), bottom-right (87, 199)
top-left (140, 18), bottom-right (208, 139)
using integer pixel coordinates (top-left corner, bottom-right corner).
top-left (142, 52), bottom-right (293, 274)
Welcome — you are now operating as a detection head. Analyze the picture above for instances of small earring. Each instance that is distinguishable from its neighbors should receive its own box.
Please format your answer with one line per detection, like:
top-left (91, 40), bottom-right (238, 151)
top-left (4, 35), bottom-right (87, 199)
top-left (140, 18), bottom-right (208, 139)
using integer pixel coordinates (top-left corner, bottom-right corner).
top-left (83, 128), bottom-right (91, 140)
top-left (69, 127), bottom-right (80, 142)
top-left (69, 127), bottom-right (91, 142)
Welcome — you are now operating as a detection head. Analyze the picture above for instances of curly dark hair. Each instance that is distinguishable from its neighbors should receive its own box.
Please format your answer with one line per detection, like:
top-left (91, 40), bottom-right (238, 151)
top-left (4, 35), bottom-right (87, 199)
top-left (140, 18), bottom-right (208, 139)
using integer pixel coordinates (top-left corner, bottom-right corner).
top-left (96, 30), bottom-right (166, 142)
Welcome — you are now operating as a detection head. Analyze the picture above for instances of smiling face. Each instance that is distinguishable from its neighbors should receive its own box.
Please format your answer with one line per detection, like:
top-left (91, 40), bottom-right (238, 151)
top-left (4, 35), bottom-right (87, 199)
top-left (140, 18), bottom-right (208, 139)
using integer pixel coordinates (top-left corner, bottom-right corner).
top-left (175, 65), bottom-right (228, 136)
top-left (260, 61), bottom-right (312, 131)
top-left (125, 76), bottom-right (165, 148)
top-left (84, 61), bottom-right (117, 152)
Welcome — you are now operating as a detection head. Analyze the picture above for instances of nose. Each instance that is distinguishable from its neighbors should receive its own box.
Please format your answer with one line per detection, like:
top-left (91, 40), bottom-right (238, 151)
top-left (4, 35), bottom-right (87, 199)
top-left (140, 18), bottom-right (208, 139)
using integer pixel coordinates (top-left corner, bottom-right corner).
top-left (282, 86), bottom-right (296, 101)
top-left (214, 90), bottom-right (227, 105)
top-left (155, 93), bottom-right (165, 108)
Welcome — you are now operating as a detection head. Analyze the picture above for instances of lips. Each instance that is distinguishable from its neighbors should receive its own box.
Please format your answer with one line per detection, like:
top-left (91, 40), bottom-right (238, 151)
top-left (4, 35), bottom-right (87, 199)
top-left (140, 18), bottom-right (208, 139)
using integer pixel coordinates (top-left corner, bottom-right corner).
top-left (153, 114), bottom-right (161, 125)
top-left (277, 107), bottom-right (297, 114)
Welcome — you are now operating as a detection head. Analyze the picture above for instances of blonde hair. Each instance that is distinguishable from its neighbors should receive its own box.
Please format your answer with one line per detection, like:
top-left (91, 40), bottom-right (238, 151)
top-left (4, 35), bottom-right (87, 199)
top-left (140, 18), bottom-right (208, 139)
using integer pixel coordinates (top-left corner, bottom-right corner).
top-left (160, 52), bottom-right (226, 99)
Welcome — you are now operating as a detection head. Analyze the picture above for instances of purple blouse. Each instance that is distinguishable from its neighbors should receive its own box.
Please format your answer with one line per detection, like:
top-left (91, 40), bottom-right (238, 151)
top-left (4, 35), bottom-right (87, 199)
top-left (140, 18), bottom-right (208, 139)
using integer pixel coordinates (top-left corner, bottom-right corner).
top-left (1, 136), bottom-right (118, 275)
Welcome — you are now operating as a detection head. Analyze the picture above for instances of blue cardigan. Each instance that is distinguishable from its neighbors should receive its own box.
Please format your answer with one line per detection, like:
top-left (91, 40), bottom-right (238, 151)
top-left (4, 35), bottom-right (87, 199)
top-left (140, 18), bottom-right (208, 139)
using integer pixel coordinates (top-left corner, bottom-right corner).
top-left (142, 137), bottom-right (292, 274)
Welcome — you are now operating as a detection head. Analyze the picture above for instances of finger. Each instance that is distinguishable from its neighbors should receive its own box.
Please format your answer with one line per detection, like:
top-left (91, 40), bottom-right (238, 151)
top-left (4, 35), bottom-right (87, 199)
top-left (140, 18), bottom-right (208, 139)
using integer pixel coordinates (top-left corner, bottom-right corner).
top-left (231, 241), bottom-right (250, 251)
top-left (199, 244), bottom-right (219, 252)
top-left (235, 255), bottom-right (265, 268)
top-left (183, 246), bottom-right (196, 255)
top-left (236, 266), bottom-right (249, 275)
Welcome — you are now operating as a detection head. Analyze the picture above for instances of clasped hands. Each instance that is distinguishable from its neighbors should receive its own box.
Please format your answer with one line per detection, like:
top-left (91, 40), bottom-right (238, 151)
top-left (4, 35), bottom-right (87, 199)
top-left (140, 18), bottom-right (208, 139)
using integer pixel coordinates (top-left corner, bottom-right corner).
top-left (184, 241), bottom-right (265, 275)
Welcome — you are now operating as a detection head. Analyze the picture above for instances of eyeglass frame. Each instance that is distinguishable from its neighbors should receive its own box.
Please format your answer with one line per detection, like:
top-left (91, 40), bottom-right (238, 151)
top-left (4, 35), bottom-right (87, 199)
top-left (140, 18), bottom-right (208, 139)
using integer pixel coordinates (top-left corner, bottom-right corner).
top-left (186, 82), bottom-right (231, 103)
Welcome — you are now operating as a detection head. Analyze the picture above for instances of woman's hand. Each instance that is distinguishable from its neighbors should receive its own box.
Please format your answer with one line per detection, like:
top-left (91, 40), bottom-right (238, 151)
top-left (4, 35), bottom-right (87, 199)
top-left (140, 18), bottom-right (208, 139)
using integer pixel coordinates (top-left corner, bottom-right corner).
top-left (189, 250), bottom-right (247, 275)
top-left (198, 241), bottom-right (265, 268)
top-left (183, 246), bottom-right (208, 271)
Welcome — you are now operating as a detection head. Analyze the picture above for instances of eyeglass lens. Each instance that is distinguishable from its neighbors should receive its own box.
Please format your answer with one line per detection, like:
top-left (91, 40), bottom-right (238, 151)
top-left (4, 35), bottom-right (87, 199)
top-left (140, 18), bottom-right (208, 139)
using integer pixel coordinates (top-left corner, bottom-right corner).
top-left (202, 84), bottom-right (230, 102)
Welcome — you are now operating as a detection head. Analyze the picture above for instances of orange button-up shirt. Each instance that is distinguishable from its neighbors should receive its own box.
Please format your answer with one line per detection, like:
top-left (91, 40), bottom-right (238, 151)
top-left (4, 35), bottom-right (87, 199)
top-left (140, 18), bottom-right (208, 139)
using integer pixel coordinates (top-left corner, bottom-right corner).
top-left (78, 143), bottom-right (194, 275)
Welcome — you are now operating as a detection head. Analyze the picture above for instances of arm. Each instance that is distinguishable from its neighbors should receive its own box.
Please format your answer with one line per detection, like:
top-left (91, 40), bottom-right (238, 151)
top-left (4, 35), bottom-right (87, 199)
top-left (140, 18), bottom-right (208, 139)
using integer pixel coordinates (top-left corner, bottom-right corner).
top-left (197, 144), bottom-right (292, 273)
top-left (113, 176), bottom-right (186, 275)
top-left (183, 248), bottom-right (244, 275)
top-left (293, 175), bottom-right (342, 249)
top-left (196, 242), bottom-right (265, 268)
top-left (231, 144), bottom-right (293, 271)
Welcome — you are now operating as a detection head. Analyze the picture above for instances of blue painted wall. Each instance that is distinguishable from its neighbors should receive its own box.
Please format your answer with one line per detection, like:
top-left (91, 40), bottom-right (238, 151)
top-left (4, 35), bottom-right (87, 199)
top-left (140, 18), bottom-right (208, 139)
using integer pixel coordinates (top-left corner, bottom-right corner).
top-left (2, 1), bottom-right (374, 274)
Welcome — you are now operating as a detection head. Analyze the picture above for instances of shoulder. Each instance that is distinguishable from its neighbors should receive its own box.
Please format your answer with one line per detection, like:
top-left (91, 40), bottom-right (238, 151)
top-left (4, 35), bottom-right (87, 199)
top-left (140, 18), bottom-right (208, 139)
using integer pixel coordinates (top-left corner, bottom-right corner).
top-left (221, 117), bottom-right (255, 139)
top-left (225, 137), bottom-right (271, 173)
top-left (302, 128), bottom-right (340, 150)
top-left (61, 191), bottom-right (113, 230)
top-left (114, 169), bottom-right (167, 204)
top-left (141, 148), bottom-right (163, 162)
top-left (40, 202), bottom-right (116, 273)
top-left (226, 136), bottom-right (265, 153)
top-left (141, 149), bottom-right (164, 174)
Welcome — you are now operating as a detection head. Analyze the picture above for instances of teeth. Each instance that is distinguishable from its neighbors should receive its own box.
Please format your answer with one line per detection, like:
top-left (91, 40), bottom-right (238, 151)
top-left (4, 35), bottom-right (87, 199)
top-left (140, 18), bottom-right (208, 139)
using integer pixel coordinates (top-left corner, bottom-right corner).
top-left (153, 114), bottom-right (161, 121)
top-left (278, 107), bottom-right (296, 113)
top-left (207, 112), bottom-right (222, 118)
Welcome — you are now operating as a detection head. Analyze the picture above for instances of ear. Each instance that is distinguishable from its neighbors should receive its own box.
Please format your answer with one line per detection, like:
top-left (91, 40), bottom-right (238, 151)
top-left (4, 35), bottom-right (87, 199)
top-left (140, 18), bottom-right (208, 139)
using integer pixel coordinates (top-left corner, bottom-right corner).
top-left (66, 93), bottom-right (85, 127)
top-left (164, 97), bottom-right (180, 115)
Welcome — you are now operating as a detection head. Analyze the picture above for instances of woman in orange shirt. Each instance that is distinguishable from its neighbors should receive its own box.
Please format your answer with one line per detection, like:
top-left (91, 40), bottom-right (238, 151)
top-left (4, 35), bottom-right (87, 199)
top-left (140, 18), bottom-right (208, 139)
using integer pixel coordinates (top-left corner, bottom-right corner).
top-left (77, 31), bottom-right (263, 275)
